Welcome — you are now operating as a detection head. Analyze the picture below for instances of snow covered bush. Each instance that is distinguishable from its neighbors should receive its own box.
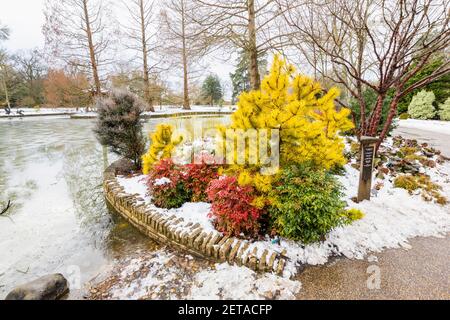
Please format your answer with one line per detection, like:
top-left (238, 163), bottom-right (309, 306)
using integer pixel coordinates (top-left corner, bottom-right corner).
top-left (207, 176), bottom-right (265, 238)
top-left (438, 97), bottom-right (450, 121)
top-left (94, 89), bottom-right (146, 169)
top-left (268, 165), bottom-right (347, 244)
top-left (407, 90), bottom-right (436, 120)
top-left (147, 159), bottom-right (191, 209)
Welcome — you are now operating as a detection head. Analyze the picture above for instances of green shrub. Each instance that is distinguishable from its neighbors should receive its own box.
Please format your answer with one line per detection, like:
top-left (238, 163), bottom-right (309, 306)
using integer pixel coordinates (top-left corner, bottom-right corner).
top-left (438, 97), bottom-right (450, 121)
top-left (268, 165), bottom-right (347, 244)
top-left (408, 90), bottom-right (436, 120)
top-left (146, 159), bottom-right (191, 209)
top-left (343, 208), bottom-right (365, 222)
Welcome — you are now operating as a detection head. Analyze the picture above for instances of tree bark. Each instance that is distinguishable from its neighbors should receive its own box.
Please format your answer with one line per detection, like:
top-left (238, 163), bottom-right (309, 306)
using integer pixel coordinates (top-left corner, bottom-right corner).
top-left (366, 93), bottom-right (386, 136)
top-left (181, 0), bottom-right (190, 110)
top-left (377, 93), bottom-right (401, 150)
top-left (82, 0), bottom-right (101, 98)
top-left (247, 0), bottom-right (260, 90)
top-left (139, 0), bottom-right (154, 112)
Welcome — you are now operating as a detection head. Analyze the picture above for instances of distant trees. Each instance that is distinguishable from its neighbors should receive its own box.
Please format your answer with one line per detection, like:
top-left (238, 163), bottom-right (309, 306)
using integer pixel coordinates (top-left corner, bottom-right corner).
top-left (43, 69), bottom-right (91, 108)
top-left (0, 21), bottom-right (10, 109)
top-left (12, 50), bottom-right (45, 106)
top-left (396, 56), bottom-right (450, 115)
top-left (192, 0), bottom-right (292, 90)
top-left (121, 0), bottom-right (159, 111)
top-left (43, 0), bottom-right (114, 97)
top-left (160, 0), bottom-right (209, 110)
top-left (230, 50), bottom-right (267, 104)
top-left (202, 74), bottom-right (223, 106)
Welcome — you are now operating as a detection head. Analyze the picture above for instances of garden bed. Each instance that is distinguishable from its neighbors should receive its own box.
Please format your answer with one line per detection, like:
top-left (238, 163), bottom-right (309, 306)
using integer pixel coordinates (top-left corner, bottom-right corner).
top-left (103, 159), bottom-right (289, 275)
top-left (105, 135), bottom-right (450, 278)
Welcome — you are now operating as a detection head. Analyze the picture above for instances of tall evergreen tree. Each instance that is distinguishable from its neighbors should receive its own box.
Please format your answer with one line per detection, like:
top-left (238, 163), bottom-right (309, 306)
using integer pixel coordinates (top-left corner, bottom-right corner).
top-left (201, 74), bottom-right (222, 106)
top-left (230, 51), bottom-right (267, 104)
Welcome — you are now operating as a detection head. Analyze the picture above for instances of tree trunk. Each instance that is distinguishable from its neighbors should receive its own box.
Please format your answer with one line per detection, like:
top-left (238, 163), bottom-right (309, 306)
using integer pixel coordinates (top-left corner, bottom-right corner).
top-left (139, 0), bottom-right (154, 112)
top-left (1, 70), bottom-right (11, 109)
top-left (82, 0), bottom-right (101, 99)
top-left (367, 93), bottom-right (386, 136)
top-left (247, 0), bottom-right (260, 90)
top-left (377, 93), bottom-right (401, 149)
top-left (181, 0), bottom-right (190, 110)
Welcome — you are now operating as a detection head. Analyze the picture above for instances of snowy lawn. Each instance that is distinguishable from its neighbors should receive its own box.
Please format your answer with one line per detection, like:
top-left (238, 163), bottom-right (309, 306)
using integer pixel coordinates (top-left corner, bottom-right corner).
top-left (398, 119), bottom-right (450, 135)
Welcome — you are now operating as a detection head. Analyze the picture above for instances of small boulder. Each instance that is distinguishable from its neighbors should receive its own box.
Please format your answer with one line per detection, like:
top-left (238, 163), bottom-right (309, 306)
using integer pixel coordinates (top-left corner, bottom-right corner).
top-left (5, 274), bottom-right (69, 300)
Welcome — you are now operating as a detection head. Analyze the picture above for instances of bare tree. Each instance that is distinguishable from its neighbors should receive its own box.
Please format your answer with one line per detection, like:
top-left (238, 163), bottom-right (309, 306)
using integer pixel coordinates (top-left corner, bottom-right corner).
top-left (160, 0), bottom-right (210, 110)
top-left (13, 49), bottom-right (46, 105)
top-left (0, 21), bottom-right (10, 109)
top-left (121, 0), bottom-right (161, 111)
top-left (43, 0), bottom-right (114, 99)
top-left (192, 0), bottom-right (295, 90)
top-left (0, 21), bottom-right (9, 41)
top-left (280, 0), bottom-right (450, 146)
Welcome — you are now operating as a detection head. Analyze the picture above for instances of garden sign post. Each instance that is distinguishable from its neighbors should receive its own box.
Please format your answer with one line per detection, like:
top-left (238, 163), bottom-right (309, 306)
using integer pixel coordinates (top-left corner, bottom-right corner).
top-left (357, 136), bottom-right (379, 202)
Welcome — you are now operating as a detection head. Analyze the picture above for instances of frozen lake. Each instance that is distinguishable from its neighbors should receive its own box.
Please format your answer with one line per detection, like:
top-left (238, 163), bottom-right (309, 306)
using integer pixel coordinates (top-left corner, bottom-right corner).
top-left (0, 115), bottom-right (229, 298)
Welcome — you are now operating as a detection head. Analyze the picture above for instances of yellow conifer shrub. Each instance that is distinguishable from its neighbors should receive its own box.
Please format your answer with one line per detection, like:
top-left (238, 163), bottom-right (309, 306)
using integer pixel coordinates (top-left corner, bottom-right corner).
top-left (142, 124), bottom-right (183, 174)
top-left (230, 55), bottom-right (354, 170)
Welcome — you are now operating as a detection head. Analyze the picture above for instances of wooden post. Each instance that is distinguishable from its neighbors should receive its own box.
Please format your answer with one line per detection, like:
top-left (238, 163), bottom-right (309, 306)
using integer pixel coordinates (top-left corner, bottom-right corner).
top-left (357, 136), bottom-right (379, 202)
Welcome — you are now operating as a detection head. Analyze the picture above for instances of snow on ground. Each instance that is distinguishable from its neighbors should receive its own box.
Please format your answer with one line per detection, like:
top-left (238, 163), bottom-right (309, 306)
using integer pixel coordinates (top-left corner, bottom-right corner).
top-left (0, 107), bottom-right (80, 117)
top-left (116, 175), bottom-right (217, 233)
top-left (398, 119), bottom-right (450, 135)
top-left (115, 136), bottom-right (450, 279)
top-left (0, 105), bottom-right (235, 118)
top-left (95, 249), bottom-right (301, 300)
top-left (188, 263), bottom-right (301, 300)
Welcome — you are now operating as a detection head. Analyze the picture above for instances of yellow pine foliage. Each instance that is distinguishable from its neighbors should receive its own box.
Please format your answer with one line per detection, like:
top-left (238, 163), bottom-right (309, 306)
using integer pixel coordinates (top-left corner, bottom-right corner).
top-left (230, 55), bottom-right (354, 170)
top-left (142, 124), bottom-right (183, 174)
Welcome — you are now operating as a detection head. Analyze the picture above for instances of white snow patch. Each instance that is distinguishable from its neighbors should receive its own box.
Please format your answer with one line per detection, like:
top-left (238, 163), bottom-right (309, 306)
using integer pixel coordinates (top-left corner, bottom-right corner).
top-left (109, 251), bottom-right (176, 300)
top-left (188, 263), bottom-right (301, 300)
top-left (398, 119), bottom-right (450, 135)
top-left (116, 175), bottom-right (149, 204)
top-left (153, 177), bottom-right (171, 186)
top-left (167, 202), bottom-right (216, 233)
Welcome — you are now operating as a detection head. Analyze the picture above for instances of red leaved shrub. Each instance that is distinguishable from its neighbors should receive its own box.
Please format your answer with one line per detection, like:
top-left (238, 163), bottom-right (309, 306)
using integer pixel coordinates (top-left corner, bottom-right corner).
top-left (146, 159), bottom-right (191, 208)
top-left (206, 176), bottom-right (264, 238)
top-left (184, 161), bottom-right (219, 202)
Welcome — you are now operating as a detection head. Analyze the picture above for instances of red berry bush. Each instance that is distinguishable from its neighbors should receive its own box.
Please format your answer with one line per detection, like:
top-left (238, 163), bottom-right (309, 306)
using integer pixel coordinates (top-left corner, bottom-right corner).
top-left (206, 176), bottom-right (264, 238)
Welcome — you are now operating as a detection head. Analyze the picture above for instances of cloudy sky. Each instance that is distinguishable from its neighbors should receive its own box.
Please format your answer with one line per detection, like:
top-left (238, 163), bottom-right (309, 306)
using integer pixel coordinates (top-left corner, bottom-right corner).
top-left (0, 0), bottom-right (235, 98)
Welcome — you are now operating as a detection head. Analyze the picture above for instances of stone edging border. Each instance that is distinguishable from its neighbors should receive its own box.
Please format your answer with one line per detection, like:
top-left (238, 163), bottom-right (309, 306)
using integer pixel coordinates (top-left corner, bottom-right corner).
top-left (103, 159), bottom-right (287, 275)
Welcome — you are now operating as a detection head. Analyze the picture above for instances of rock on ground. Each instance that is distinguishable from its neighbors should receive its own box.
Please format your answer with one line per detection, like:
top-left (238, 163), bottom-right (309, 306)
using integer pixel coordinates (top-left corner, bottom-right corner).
top-left (5, 274), bottom-right (69, 300)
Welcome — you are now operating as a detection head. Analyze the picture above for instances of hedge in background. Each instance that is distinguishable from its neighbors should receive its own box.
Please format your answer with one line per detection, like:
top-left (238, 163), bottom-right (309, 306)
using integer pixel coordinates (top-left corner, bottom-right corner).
top-left (408, 90), bottom-right (436, 120)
